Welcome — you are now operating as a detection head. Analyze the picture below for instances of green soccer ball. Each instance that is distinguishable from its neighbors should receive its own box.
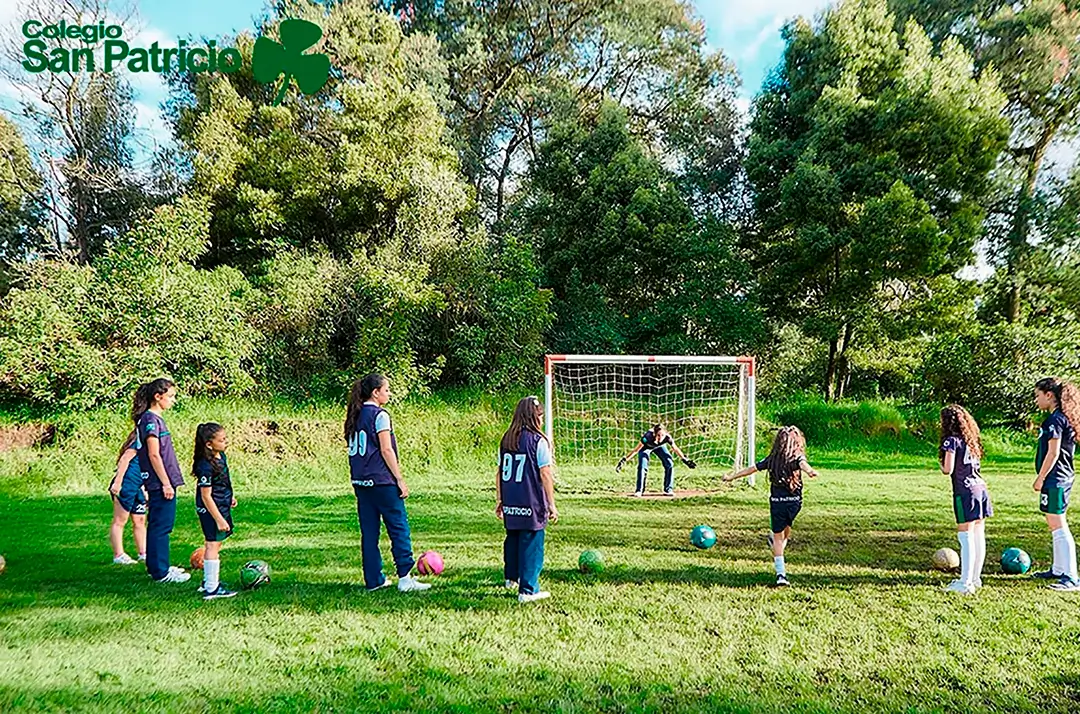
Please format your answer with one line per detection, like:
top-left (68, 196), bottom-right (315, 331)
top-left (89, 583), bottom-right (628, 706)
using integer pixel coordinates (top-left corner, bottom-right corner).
top-left (578, 549), bottom-right (604, 574)
top-left (1000, 547), bottom-right (1031, 575)
top-left (239, 559), bottom-right (271, 590)
top-left (690, 525), bottom-right (717, 550)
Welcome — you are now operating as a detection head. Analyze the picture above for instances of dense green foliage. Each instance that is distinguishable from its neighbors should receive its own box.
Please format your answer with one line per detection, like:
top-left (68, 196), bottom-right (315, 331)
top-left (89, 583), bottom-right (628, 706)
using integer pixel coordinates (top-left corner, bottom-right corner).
top-left (0, 0), bottom-right (1075, 418)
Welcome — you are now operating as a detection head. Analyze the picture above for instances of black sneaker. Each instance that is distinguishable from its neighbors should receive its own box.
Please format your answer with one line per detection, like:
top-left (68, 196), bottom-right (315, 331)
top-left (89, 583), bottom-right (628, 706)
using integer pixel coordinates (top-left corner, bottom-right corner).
top-left (773, 574), bottom-right (790, 587)
top-left (1032, 569), bottom-right (1063, 580)
top-left (203, 584), bottom-right (238, 601)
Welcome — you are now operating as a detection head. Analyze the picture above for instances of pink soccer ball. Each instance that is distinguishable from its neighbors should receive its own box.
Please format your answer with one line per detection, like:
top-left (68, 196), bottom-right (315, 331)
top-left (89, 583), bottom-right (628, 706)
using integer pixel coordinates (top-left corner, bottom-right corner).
top-left (417, 550), bottom-right (444, 576)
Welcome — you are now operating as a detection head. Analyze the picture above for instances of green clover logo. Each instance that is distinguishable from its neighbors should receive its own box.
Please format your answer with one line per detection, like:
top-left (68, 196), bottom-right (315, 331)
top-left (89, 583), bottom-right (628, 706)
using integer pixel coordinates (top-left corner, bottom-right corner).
top-left (253, 19), bottom-right (331, 106)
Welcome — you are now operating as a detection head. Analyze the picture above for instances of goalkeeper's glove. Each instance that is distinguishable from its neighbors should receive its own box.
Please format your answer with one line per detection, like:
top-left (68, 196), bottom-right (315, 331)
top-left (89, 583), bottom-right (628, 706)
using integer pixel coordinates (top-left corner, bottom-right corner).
top-left (681, 458), bottom-right (697, 469)
top-left (616, 456), bottom-right (627, 473)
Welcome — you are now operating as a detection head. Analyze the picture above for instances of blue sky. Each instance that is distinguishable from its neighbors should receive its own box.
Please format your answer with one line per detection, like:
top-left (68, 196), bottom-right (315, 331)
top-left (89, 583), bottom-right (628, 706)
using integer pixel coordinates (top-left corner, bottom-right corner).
top-left (0, 0), bottom-right (831, 152)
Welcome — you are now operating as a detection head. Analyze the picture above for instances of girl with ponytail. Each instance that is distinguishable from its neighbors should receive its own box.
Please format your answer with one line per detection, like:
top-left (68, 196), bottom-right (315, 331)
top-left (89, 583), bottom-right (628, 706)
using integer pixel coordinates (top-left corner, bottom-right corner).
top-left (1032, 377), bottom-right (1079, 591)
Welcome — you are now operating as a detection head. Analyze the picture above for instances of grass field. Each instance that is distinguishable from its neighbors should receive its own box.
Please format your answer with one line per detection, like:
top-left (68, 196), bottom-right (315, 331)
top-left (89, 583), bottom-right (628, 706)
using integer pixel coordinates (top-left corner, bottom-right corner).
top-left (0, 397), bottom-right (1078, 713)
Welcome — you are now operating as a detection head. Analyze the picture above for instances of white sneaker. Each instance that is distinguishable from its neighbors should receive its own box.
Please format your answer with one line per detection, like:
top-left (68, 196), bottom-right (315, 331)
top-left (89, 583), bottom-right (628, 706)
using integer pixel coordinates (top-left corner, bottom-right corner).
top-left (156, 568), bottom-right (191, 584)
top-left (168, 565), bottom-right (187, 574)
top-left (632, 491), bottom-right (643, 498)
top-left (518, 591), bottom-right (551, 603)
top-left (366, 578), bottom-right (394, 592)
top-left (397, 575), bottom-right (431, 592)
top-left (504, 579), bottom-right (519, 590)
top-left (974, 578), bottom-right (983, 589)
top-left (113, 554), bottom-right (137, 565)
top-left (138, 554), bottom-right (146, 563)
top-left (944, 579), bottom-right (974, 594)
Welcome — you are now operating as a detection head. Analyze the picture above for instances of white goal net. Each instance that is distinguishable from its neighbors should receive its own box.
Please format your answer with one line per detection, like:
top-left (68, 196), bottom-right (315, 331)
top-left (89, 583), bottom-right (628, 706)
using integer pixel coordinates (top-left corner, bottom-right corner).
top-left (544, 355), bottom-right (756, 485)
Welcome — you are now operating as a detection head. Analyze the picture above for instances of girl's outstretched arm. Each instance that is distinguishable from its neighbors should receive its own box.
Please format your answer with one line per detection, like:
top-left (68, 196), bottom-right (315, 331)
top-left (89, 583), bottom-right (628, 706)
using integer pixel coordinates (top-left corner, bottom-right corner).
top-left (616, 443), bottom-right (643, 471)
top-left (724, 464), bottom-right (759, 482)
top-left (798, 457), bottom-right (819, 478)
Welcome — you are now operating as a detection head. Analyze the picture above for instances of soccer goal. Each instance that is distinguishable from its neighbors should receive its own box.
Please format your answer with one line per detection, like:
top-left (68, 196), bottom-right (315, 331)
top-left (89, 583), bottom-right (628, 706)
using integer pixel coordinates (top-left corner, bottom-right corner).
top-left (543, 355), bottom-right (756, 485)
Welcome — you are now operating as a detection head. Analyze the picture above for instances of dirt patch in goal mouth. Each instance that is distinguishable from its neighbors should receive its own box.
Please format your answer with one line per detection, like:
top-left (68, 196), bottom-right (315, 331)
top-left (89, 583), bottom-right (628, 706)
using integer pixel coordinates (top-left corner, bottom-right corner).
top-left (0, 423), bottom-right (56, 451)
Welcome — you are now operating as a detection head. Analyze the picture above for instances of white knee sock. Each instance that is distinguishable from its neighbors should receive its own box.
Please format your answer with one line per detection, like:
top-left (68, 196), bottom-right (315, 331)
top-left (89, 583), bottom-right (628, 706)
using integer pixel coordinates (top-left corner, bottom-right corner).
top-left (773, 556), bottom-right (785, 576)
top-left (973, 525), bottom-right (986, 584)
top-left (1054, 525), bottom-right (1078, 581)
top-left (957, 531), bottom-right (973, 586)
top-left (204, 559), bottom-right (220, 592)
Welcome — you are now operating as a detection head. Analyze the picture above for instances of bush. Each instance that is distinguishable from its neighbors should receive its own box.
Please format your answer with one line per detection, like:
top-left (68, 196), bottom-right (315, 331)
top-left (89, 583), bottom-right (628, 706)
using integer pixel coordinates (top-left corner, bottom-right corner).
top-left (773, 397), bottom-right (907, 445)
top-left (922, 323), bottom-right (1080, 423)
top-left (0, 197), bottom-right (260, 410)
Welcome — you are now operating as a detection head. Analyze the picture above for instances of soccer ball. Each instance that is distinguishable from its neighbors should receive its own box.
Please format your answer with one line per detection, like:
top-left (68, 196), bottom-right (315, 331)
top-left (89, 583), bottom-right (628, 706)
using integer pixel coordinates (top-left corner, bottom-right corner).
top-left (690, 525), bottom-right (717, 549)
top-left (0, 554), bottom-right (6, 574)
top-left (417, 550), bottom-right (444, 576)
top-left (1000, 547), bottom-right (1031, 575)
top-left (932, 547), bottom-right (960, 572)
top-left (190, 546), bottom-right (205, 570)
top-left (239, 560), bottom-right (271, 590)
top-left (578, 549), bottom-right (604, 574)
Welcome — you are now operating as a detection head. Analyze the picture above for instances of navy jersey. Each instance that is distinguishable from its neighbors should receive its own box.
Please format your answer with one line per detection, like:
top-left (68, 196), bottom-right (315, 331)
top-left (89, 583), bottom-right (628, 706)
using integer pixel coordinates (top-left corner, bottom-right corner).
top-left (941, 436), bottom-right (987, 496)
top-left (348, 404), bottom-right (398, 487)
top-left (640, 430), bottom-right (673, 454)
top-left (123, 432), bottom-right (144, 482)
top-left (195, 453), bottom-right (233, 511)
top-left (137, 411), bottom-right (184, 490)
top-left (757, 457), bottom-right (805, 500)
top-left (499, 431), bottom-right (552, 531)
top-left (1037, 410), bottom-right (1076, 487)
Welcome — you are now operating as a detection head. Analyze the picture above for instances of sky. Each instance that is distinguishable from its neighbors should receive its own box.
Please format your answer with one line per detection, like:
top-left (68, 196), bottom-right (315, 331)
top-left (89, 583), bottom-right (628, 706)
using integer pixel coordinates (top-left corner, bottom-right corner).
top-left (0, 0), bottom-right (830, 153)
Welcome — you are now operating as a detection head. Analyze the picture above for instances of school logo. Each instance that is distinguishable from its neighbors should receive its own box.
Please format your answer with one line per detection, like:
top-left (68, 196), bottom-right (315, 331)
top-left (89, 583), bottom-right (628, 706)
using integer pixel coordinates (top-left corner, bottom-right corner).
top-left (20, 17), bottom-right (331, 106)
top-left (252, 19), bottom-right (330, 106)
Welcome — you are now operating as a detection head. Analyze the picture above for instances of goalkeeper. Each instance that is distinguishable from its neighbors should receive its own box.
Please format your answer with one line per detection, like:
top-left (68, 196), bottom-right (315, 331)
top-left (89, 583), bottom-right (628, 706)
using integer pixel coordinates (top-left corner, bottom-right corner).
top-left (616, 423), bottom-right (695, 496)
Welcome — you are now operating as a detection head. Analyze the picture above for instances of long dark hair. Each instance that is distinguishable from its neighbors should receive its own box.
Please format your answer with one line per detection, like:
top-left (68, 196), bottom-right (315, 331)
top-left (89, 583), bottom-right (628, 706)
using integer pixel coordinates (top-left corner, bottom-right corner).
top-left (500, 396), bottom-right (548, 453)
top-left (192, 422), bottom-right (225, 478)
top-left (940, 404), bottom-right (983, 461)
top-left (116, 430), bottom-right (138, 465)
top-left (344, 373), bottom-right (387, 440)
top-left (131, 378), bottom-right (175, 425)
top-left (1036, 377), bottom-right (1080, 436)
top-left (765, 426), bottom-right (807, 492)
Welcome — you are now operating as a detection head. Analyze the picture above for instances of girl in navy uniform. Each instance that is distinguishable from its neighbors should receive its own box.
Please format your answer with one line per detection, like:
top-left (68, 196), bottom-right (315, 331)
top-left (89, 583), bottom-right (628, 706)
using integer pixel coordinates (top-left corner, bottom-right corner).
top-left (134, 378), bottom-right (191, 584)
top-left (193, 423), bottom-right (238, 600)
top-left (344, 374), bottom-right (429, 593)
top-left (939, 405), bottom-right (991, 594)
top-left (497, 396), bottom-right (558, 603)
top-left (1032, 377), bottom-right (1079, 591)
top-left (108, 430), bottom-right (147, 565)
top-left (724, 426), bottom-right (818, 587)
top-left (616, 423), bottom-right (696, 496)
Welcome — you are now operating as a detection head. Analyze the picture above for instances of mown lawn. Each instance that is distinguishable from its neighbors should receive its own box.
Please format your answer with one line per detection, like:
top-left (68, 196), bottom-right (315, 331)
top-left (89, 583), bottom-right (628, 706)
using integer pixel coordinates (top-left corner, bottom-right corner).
top-left (1, 442), bottom-right (1077, 713)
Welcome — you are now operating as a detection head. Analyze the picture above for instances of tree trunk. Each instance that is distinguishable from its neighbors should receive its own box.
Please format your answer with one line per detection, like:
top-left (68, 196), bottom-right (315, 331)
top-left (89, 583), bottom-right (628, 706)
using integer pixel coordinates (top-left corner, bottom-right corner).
top-left (835, 323), bottom-right (853, 400)
top-left (1005, 124), bottom-right (1057, 323)
top-left (824, 336), bottom-right (838, 401)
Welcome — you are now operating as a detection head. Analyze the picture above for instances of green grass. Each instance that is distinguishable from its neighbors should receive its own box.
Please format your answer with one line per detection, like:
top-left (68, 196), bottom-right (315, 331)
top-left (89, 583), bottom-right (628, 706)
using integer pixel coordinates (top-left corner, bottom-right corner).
top-left (0, 397), bottom-right (1076, 713)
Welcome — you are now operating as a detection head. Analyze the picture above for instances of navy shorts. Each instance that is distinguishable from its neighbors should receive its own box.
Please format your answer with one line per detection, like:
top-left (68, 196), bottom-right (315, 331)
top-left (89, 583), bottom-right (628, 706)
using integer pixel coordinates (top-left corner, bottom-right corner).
top-left (953, 490), bottom-right (993, 524)
top-left (770, 498), bottom-right (802, 533)
top-left (112, 467), bottom-right (147, 515)
top-left (197, 507), bottom-right (233, 542)
top-left (1040, 482), bottom-right (1072, 515)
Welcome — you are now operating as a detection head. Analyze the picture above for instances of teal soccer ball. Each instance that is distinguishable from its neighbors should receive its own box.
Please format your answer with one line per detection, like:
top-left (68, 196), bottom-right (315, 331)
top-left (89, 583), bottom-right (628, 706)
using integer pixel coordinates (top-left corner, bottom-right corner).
top-left (1000, 547), bottom-right (1031, 575)
top-left (690, 524), bottom-right (717, 549)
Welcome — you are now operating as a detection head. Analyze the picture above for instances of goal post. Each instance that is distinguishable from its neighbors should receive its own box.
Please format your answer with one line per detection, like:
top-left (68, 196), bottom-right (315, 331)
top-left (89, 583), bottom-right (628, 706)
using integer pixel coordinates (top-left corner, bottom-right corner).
top-left (544, 354), bottom-right (756, 486)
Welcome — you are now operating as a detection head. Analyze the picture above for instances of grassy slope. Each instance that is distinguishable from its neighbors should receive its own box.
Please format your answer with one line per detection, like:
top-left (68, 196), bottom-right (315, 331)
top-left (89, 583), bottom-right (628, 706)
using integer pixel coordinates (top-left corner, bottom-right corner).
top-left (0, 396), bottom-right (1076, 713)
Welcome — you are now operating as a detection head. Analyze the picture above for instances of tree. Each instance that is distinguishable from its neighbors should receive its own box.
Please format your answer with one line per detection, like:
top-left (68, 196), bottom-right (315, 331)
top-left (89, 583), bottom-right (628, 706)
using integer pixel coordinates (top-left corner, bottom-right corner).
top-left (1, 0), bottom-right (147, 264)
top-left (519, 102), bottom-right (762, 355)
top-left (746, 0), bottom-right (1008, 399)
top-left (889, 0), bottom-right (1080, 323)
top-left (0, 115), bottom-right (45, 292)
top-left (381, 0), bottom-right (742, 224)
